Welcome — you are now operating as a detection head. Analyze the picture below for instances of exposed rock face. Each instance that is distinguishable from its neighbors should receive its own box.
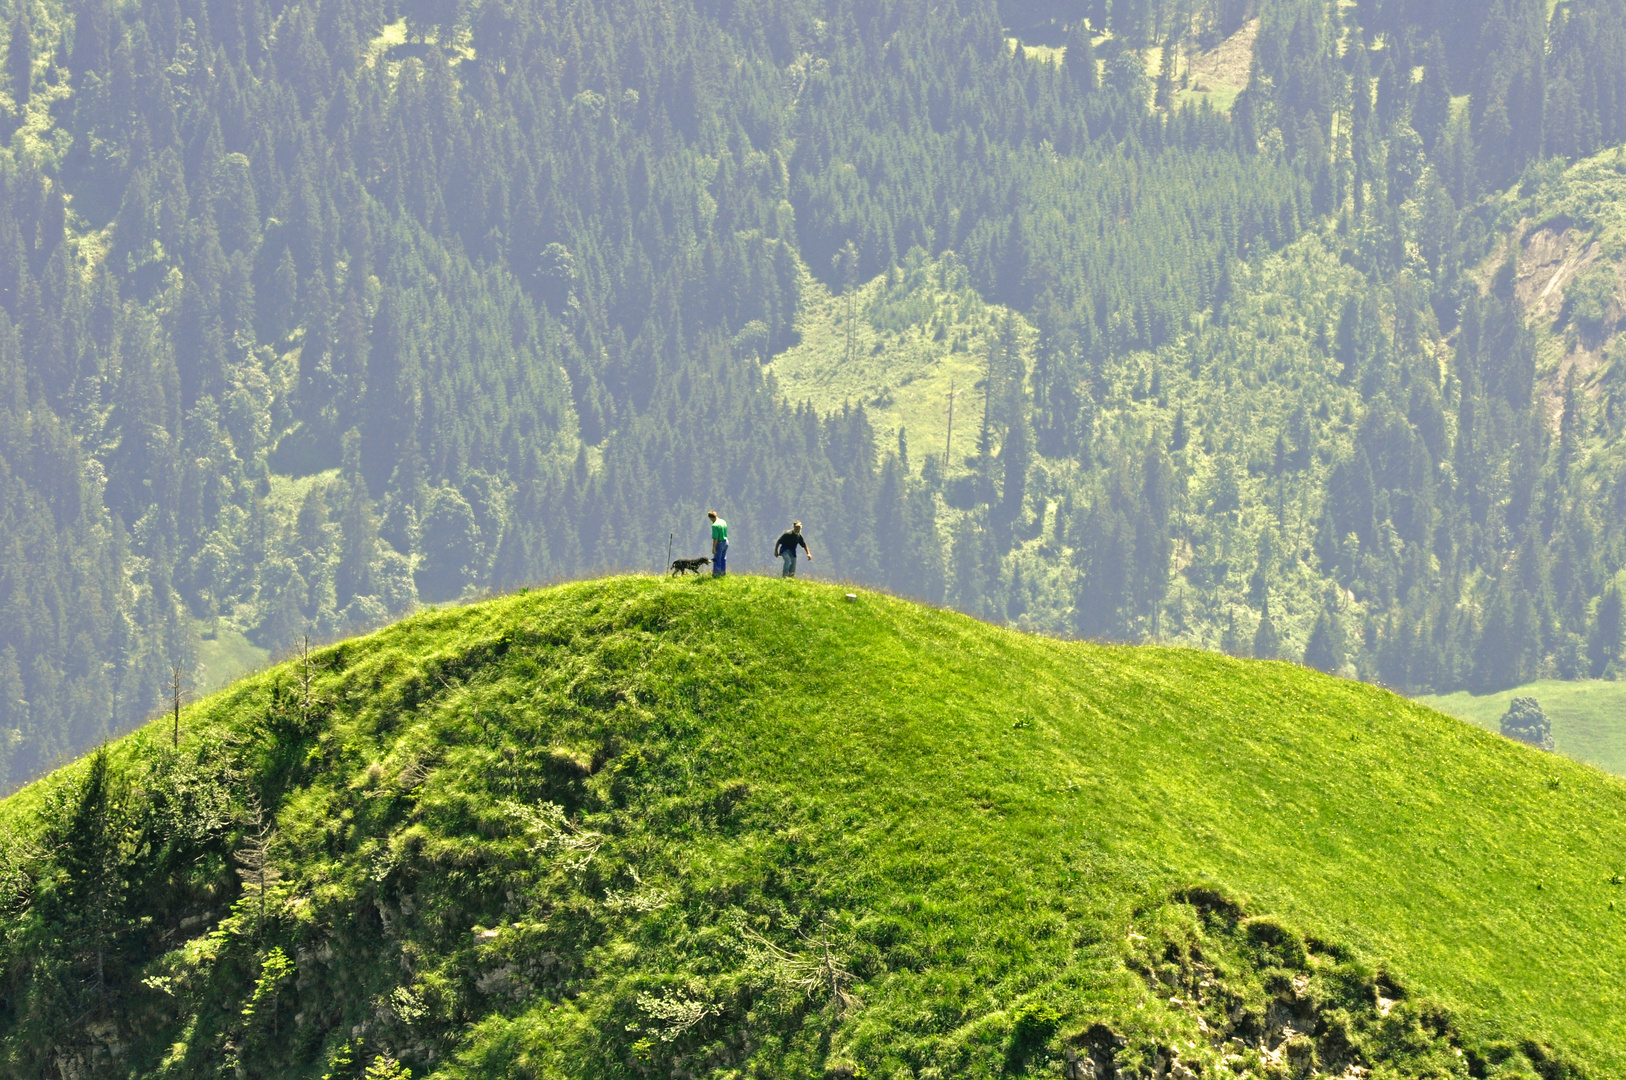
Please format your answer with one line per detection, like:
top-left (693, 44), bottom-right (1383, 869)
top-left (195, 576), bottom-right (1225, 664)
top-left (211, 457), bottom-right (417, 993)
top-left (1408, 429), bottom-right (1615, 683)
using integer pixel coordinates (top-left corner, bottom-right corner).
top-left (1501, 696), bottom-right (1554, 751)
top-left (1511, 216), bottom-right (1626, 432)
top-left (1517, 225), bottom-right (1606, 327)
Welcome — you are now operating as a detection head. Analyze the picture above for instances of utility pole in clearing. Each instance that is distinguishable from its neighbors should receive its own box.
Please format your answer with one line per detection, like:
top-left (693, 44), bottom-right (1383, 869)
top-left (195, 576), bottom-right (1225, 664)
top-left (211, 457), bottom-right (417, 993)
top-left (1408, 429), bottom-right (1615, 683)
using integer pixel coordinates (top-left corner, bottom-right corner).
top-left (945, 379), bottom-right (958, 464)
top-left (836, 241), bottom-right (860, 367)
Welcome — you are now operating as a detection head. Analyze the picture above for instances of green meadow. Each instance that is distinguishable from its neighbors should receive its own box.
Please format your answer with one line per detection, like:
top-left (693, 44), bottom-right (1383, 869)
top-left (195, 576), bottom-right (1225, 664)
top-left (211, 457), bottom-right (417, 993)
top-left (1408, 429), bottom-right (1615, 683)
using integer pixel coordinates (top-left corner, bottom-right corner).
top-left (1420, 679), bottom-right (1626, 776)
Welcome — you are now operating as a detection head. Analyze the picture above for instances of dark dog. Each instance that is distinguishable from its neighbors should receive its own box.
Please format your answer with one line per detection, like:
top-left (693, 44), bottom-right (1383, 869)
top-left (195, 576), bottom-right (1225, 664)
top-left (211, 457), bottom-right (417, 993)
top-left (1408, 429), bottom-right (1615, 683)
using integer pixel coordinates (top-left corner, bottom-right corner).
top-left (670, 556), bottom-right (711, 576)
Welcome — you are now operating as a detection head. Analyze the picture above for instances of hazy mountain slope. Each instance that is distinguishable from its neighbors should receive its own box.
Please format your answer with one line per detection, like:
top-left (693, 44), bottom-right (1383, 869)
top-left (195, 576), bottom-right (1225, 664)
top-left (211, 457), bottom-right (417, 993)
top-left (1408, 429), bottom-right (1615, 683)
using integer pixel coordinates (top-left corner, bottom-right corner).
top-left (5, 0), bottom-right (1626, 793)
top-left (2, 577), bottom-right (1623, 1077)
top-left (764, 225), bottom-right (1370, 652)
top-left (767, 129), bottom-right (1626, 696)
top-left (0, 0), bottom-right (1309, 788)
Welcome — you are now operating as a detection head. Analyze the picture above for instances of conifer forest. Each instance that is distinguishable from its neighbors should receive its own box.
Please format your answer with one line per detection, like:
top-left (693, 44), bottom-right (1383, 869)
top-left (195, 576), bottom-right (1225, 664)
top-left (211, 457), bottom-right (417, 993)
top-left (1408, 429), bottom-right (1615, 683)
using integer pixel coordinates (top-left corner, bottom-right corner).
top-left (2, 0), bottom-right (1626, 786)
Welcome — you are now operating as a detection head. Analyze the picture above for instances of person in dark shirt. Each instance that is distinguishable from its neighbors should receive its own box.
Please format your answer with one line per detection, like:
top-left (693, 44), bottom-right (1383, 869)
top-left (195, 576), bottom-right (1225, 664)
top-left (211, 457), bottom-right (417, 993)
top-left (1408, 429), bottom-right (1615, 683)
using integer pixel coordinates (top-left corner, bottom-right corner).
top-left (774, 522), bottom-right (812, 578)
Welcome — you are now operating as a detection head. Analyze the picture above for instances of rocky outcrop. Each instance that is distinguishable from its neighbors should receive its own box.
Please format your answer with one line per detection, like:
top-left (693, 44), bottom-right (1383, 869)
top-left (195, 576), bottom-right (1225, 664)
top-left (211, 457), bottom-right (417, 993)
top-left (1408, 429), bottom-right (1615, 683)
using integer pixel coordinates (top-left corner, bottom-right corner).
top-left (1053, 887), bottom-right (1536, 1079)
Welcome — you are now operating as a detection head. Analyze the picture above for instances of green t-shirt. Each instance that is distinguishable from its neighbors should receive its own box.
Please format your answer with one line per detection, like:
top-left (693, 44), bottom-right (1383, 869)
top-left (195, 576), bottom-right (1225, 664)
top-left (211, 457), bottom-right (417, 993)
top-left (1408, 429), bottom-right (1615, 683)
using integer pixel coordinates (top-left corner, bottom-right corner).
top-left (711, 518), bottom-right (728, 542)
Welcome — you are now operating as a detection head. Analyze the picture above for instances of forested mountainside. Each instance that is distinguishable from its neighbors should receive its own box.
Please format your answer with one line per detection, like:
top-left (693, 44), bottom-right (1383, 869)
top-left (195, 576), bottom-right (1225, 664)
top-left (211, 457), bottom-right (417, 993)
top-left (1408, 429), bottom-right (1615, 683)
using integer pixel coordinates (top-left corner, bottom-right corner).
top-left (3, 0), bottom-right (1626, 784)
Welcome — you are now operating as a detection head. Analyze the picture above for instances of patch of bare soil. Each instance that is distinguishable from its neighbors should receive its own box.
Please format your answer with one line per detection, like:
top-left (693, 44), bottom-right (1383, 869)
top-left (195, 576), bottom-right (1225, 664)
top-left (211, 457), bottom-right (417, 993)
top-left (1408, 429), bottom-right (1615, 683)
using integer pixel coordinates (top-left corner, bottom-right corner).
top-left (1516, 225), bottom-right (1603, 325)
top-left (1512, 224), bottom-right (1626, 427)
top-left (1187, 19), bottom-right (1258, 93)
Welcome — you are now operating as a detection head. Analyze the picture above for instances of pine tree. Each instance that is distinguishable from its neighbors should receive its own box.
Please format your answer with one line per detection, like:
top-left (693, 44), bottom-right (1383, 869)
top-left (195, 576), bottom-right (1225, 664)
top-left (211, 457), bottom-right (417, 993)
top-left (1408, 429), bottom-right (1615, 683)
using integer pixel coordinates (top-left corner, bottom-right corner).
top-left (1220, 607), bottom-right (1248, 658)
top-left (999, 398), bottom-right (1031, 532)
top-left (336, 433), bottom-right (379, 607)
top-left (1304, 589), bottom-right (1346, 674)
top-left (950, 516), bottom-right (986, 616)
top-left (1136, 442), bottom-right (1174, 628)
top-left (1114, 0), bottom-right (1153, 46)
top-left (234, 795), bottom-right (283, 938)
top-left (1591, 585), bottom-right (1624, 678)
top-left (1558, 367), bottom-right (1581, 480)
top-left (1064, 20), bottom-right (1099, 95)
top-left (57, 748), bottom-right (123, 997)
top-left (1248, 533), bottom-right (1272, 608)
top-left (1252, 597), bottom-right (1281, 661)
top-left (7, 1), bottom-right (30, 107)
top-left (1414, 33), bottom-right (1451, 150)
top-left (1154, 36), bottom-right (1177, 111)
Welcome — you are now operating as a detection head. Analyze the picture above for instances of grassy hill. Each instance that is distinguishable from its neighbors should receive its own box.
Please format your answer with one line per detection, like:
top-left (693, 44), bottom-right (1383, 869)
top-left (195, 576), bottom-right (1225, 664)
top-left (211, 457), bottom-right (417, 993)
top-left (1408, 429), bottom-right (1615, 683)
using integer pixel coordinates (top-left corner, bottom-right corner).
top-left (3, 577), bottom-right (1625, 1078)
top-left (1419, 679), bottom-right (1626, 776)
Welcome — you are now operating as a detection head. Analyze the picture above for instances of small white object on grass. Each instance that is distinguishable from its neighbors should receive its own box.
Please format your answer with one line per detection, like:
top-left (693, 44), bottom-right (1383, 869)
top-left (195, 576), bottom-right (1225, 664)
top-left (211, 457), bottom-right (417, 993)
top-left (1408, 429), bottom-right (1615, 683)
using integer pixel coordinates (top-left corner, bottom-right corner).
top-left (845, 593), bottom-right (857, 602)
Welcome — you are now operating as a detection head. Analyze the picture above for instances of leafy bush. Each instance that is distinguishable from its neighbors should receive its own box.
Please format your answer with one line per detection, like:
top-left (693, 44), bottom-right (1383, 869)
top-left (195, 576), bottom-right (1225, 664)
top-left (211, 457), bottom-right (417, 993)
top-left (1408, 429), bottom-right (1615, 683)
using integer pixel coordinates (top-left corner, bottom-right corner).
top-left (1565, 263), bottom-right (1619, 337)
top-left (1500, 696), bottom-right (1554, 751)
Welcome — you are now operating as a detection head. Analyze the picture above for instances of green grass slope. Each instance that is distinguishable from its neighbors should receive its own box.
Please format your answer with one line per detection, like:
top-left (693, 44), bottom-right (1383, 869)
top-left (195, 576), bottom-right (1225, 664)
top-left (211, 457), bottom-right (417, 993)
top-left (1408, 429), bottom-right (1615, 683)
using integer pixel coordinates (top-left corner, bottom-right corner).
top-left (3, 578), bottom-right (1624, 1079)
top-left (1420, 679), bottom-right (1626, 776)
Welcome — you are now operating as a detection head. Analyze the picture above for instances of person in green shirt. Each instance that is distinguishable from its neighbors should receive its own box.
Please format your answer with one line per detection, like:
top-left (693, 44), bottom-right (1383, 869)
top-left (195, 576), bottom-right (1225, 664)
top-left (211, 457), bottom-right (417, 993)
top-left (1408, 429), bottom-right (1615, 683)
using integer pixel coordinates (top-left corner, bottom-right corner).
top-left (707, 510), bottom-right (729, 576)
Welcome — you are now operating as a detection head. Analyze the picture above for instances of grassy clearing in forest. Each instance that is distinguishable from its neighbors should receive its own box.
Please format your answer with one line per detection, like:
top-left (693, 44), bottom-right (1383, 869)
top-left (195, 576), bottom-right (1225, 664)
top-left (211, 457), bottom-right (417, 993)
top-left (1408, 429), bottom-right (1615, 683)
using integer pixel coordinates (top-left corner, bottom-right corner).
top-left (1179, 17), bottom-right (1257, 115)
top-left (6, 577), bottom-right (1626, 1076)
top-left (193, 626), bottom-right (273, 696)
top-left (767, 252), bottom-right (1032, 473)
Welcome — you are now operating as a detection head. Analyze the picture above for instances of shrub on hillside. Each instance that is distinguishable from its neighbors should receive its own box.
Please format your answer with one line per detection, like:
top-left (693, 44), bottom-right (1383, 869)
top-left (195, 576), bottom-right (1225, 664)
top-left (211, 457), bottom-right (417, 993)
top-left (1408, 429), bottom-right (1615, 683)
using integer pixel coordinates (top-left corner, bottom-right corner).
top-left (1564, 262), bottom-right (1619, 339)
top-left (1501, 696), bottom-right (1554, 751)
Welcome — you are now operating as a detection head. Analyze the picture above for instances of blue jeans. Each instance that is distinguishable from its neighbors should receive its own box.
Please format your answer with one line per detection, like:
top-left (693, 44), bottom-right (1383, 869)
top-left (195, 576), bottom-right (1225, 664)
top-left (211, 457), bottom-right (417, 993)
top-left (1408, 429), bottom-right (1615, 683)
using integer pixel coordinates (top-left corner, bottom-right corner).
top-left (713, 539), bottom-right (727, 576)
top-left (780, 551), bottom-right (797, 577)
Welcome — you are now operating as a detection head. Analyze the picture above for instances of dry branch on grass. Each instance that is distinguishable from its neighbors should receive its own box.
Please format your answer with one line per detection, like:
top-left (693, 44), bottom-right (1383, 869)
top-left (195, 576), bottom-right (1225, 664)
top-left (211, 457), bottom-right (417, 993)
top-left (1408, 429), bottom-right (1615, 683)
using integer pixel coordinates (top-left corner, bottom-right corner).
top-left (500, 800), bottom-right (604, 870)
top-left (738, 919), bottom-right (861, 1017)
top-left (635, 989), bottom-right (718, 1041)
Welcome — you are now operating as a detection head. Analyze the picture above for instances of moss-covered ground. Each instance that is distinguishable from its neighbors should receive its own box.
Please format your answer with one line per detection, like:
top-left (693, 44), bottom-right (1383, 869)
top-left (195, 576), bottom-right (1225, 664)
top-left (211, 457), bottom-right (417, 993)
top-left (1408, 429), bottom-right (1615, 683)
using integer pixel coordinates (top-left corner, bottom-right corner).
top-left (3, 576), bottom-right (1624, 1078)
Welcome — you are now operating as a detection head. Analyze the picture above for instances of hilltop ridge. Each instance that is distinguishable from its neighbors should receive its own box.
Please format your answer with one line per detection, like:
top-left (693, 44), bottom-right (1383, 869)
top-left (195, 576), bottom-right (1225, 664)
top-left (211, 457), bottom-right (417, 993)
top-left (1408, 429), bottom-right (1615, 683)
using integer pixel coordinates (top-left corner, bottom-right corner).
top-left (1, 577), bottom-right (1623, 1078)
